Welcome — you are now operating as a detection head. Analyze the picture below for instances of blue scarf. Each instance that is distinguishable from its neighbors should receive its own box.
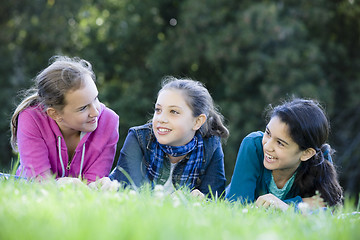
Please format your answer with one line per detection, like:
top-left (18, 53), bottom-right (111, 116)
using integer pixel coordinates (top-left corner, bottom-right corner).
top-left (147, 132), bottom-right (204, 189)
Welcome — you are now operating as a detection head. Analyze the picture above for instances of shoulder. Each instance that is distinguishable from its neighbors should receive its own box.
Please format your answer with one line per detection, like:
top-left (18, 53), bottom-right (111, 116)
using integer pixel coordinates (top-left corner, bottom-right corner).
top-left (20, 105), bottom-right (44, 116)
top-left (129, 122), bottom-right (153, 134)
top-left (128, 122), bottom-right (154, 144)
top-left (237, 131), bottom-right (264, 159)
top-left (128, 123), bottom-right (154, 139)
top-left (245, 131), bottom-right (264, 140)
top-left (242, 131), bottom-right (264, 146)
top-left (17, 106), bottom-right (61, 136)
top-left (97, 104), bottom-right (119, 131)
top-left (203, 135), bottom-right (221, 149)
top-left (202, 135), bottom-right (223, 163)
top-left (89, 104), bottom-right (119, 138)
top-left (18, 105), bottom-right (49, 123)
top-left (99, 103), bottom-right (119, 122)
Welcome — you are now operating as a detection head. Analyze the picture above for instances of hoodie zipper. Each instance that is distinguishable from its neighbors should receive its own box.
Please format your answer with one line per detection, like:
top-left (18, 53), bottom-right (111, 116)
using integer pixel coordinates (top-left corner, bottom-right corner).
top-left (58, 133), bottom-right (86, 177)
top-left (67, 151), bottom-right (75, 170)
top-left (66, 161), bottom-right (71, 170)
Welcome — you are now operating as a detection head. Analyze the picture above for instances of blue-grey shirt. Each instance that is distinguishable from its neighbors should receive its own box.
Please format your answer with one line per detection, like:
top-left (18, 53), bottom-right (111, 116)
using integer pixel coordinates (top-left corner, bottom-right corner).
top-left (109, 123), bottom-right (226, 196)
top-left (226, 131), bottom-right (302, 205)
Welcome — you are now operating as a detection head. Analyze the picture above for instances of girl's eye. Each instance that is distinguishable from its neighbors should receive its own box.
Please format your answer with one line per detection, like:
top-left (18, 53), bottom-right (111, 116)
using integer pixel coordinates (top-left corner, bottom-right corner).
top-left (79, 106), bottom-right (87, 111)
top-left (265, 129), bottom-right (270, 136)
top-left (277, 140), bottom-right (284, 147)
top-left (154, 108), bottom-right (161, 113)
top-left (170, 110), bottom-right (179, 114)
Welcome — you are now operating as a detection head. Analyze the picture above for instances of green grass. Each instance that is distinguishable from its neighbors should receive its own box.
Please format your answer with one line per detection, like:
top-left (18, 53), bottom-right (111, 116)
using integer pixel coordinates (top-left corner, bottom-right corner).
top-left (0, 179), bottom-right (359, 240)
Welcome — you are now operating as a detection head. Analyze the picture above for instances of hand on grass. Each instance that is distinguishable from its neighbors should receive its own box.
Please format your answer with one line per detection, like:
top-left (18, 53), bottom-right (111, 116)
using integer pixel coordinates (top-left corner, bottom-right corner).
top-left (34, 170), bottom-right (53, 182)
top-left (190, 189), bottom-right (205, 200)
top-left (88, 177), bottom-right (120, 191)
top-left (256, 193), bottom-right (289, 211)
top-left (56, 177), bottom-right (85, 186)
top-left (302, 194), bottom-right (325, 209)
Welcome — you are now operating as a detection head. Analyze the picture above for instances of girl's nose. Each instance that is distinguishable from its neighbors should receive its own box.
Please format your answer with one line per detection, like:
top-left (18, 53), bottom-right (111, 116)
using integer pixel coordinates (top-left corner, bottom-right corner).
top-left (263, 138), bottom-right (274, 152)
top-left (89, 103), bottom-right (100, 117)
top-left (157, 113), bottom-right (168, 123)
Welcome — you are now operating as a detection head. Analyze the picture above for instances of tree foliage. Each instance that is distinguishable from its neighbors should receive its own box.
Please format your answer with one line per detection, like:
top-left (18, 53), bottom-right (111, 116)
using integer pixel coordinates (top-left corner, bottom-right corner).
top-left (0, 0), bottom-right (359, 199)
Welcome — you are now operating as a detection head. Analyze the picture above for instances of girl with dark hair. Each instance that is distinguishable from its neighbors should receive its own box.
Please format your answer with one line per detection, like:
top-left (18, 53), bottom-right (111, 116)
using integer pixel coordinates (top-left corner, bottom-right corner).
top-left (226, 98), bottom-right (343, 210)
top-left (10, 56), bottom-right (119, 183)
top-left (93, 76), bottom-right (229, 197)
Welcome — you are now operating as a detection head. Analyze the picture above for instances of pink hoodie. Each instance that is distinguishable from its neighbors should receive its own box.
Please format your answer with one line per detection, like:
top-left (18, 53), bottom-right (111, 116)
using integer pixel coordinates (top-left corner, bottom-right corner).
top-left (16, 103), bottom-right (119, 183)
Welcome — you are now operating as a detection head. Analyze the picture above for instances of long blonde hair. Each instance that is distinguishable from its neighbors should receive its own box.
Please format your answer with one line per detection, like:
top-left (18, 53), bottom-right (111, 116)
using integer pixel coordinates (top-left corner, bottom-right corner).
top-left (10, 56), bottom-right (95, 151)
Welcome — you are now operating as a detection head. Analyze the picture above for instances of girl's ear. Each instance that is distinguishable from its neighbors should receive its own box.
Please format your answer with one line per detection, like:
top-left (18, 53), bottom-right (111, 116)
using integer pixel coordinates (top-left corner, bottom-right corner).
top-left (300, 148), bottom-right (316, 162)
top-left (46, 107), bottom-right (63, 122)
top-left (192, 114), bottom-right (207, 131)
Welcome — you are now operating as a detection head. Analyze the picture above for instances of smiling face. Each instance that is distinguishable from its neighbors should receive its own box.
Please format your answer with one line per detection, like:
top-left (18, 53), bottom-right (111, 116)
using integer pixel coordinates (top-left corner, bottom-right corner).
top-left (152, 89), bottom-right (204, 146)
top-left (51, 74), bottom-right (101, 135)
top-left (262, 116), bottom-right (311, 178)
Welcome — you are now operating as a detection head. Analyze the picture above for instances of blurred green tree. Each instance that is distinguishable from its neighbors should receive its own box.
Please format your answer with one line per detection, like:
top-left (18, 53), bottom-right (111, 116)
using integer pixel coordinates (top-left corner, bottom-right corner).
top-left (0, 0), bottom-right (359, 201)
top-left (146, 0), bottom-right (333, 179)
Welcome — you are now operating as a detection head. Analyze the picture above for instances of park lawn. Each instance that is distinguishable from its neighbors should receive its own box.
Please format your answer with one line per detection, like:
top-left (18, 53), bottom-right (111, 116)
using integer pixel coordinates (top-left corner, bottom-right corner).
top-left (0, 179), bottom-right (358, 240)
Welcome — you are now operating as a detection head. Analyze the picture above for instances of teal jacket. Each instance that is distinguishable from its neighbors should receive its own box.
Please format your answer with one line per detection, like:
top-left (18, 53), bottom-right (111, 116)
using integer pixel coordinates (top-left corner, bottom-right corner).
top-left (226, 131), bottom-right (302, 205)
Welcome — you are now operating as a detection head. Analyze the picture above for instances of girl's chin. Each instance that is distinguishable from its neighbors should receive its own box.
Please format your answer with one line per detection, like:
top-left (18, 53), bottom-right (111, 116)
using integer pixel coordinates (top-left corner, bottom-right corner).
top-left (263, 160), bottom-right (276, 170)
top-left (155, 136), bottom-right (170, 145)
top-left (84, 124), bottom-right (98, 132)
top-left (156, 138), bottom-right (181, 146)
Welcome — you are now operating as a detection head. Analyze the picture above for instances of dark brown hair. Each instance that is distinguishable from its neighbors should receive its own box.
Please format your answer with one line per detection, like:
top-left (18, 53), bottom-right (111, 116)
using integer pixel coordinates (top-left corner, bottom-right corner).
top-left (267, 98), bottom-right (343, 206)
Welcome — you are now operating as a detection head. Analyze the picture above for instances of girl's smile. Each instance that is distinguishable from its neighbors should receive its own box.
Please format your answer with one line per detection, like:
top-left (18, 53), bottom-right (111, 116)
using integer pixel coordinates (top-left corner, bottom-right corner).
top-left (155, 127), bottom-right (171, 135)
top-left (87, 118), bottom-right (97, 124)
top-left (264, 153), bottom-right (277, 164)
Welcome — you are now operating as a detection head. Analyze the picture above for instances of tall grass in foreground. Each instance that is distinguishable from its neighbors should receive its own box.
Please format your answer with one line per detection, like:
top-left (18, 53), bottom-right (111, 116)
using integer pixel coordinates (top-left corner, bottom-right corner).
top-left (0, 179), bottom-right (359, 240)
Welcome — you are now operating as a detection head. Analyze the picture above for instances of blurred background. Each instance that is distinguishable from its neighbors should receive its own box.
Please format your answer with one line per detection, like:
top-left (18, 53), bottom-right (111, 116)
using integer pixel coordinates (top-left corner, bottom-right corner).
top-left (1, 0), bottom-right (359, 201)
